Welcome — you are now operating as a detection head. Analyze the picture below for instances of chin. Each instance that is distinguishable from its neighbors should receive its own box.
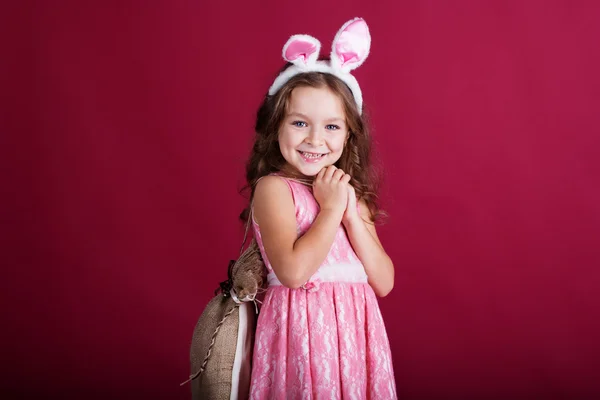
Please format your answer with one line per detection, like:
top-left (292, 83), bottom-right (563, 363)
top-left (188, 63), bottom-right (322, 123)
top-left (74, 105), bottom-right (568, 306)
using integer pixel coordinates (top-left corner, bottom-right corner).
top-left (283, 154), bottom-right (341, 178)
top-left (295, 166), bottom-right (320, 177)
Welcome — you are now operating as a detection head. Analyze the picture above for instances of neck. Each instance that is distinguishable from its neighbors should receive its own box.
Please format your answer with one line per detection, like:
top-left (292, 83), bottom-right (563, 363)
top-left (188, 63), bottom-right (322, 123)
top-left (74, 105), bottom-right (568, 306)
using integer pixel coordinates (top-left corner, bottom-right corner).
top-left (276, 166), bottom-right (315, 186)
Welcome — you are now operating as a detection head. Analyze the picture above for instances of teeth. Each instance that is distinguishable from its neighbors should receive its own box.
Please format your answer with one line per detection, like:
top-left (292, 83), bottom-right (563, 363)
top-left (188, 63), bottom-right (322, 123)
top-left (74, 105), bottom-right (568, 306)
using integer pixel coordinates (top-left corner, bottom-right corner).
top-left (300, 151), bottom-right (324, 159)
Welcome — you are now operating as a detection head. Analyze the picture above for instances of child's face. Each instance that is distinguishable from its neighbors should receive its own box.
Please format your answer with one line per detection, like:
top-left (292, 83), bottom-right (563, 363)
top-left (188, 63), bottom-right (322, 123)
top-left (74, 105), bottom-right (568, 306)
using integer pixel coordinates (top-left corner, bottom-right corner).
top-left (278, 86), bottom-right (348, 177)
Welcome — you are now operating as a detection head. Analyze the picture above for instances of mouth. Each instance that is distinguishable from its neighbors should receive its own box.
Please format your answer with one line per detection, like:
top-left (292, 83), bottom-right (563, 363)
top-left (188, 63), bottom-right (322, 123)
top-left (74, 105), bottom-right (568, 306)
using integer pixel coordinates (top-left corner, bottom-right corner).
top-left (298, 150), bottom-right (328, 163)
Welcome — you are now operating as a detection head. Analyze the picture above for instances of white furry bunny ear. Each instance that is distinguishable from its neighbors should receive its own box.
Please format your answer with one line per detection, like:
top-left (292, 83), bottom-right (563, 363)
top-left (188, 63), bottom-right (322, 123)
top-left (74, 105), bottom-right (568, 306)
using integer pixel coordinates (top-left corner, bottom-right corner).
top-left (330, 18), bottom-right (371, 73)
top-left (268, 18), bottom-right (371, 114)
top-left (282, 35), bottom-right (321, 68)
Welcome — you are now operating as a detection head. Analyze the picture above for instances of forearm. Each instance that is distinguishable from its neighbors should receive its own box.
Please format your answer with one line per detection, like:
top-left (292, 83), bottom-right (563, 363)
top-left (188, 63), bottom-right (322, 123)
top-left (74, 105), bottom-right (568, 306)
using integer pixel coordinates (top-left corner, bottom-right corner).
top-left (280, 209), bottom-right (343, 288)
top-left (343, 217), bottom-right (394, 297)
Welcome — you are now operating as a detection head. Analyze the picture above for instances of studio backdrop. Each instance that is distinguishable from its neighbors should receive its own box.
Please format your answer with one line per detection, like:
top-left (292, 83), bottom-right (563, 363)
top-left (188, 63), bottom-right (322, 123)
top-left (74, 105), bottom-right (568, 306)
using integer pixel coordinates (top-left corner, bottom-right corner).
top-left (2, 1), bottom-right (599, 399)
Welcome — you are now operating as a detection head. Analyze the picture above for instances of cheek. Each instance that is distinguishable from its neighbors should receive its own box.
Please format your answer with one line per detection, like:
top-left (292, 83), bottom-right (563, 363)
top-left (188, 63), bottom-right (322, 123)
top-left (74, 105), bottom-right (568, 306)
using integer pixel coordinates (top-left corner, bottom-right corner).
top-left (330, 134), bottom-right (347, 153)
top-left (278, 132), bottom-right (297, 154)
top-left (277, 131), bottom-right (288, 146)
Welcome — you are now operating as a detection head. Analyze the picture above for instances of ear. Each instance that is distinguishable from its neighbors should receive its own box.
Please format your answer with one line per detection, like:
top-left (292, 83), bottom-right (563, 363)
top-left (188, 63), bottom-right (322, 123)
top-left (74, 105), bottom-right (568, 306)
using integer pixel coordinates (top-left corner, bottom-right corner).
top-left (282, 34), bottom-right (321, 67)
top-left (330, 18), bottom-right (371, 73)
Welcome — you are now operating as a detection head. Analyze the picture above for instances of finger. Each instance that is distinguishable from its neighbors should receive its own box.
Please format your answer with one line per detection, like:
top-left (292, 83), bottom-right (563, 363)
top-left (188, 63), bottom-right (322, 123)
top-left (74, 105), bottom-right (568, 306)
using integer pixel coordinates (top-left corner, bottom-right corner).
top-left (316, 167), bottom-right (326, 182)
top-left (341, 173), bottom-right (352, 184)
top-left (324, 165), bottom-right (337, 182)
top-left (333, 168), bottom-right (346, 181)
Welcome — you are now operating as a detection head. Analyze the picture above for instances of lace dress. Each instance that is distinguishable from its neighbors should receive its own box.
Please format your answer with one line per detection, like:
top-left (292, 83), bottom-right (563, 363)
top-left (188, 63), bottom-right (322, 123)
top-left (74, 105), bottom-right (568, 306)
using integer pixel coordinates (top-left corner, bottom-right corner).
top-left (249, 175), bottom-right (397, 400)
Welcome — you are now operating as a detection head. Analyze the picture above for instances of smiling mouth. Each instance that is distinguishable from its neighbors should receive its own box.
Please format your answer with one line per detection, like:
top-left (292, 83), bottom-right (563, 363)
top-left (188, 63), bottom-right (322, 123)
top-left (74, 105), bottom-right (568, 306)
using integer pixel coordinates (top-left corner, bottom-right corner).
top-left (298, 150), bottom-right (328, 161)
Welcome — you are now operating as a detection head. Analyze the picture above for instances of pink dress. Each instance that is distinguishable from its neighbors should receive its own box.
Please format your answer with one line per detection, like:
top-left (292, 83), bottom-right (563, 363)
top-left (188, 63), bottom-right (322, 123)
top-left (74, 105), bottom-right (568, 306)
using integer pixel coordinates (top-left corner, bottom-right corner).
top-left (249, 176), bottom-right (397, 400)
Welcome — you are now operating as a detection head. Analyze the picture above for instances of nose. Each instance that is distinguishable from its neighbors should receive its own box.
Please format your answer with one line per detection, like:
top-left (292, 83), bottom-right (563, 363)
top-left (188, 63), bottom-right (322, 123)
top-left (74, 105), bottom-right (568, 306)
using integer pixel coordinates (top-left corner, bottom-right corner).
top-left (306, 127), bottom-right (324, 146)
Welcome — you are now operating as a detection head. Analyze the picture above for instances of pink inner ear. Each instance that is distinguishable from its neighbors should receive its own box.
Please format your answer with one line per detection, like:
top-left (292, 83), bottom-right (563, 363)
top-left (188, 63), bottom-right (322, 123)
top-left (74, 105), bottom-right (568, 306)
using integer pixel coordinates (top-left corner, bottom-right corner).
top-left (285, 40), bottom-right (318, 63)
top-left (335, 20), bottom-right (370, 66)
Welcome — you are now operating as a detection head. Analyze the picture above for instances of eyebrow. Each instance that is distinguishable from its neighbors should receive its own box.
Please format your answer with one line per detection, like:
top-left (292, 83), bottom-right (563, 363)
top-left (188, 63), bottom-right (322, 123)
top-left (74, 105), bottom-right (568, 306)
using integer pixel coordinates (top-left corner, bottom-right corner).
top-left (287, 112), bottom-right (346, 124)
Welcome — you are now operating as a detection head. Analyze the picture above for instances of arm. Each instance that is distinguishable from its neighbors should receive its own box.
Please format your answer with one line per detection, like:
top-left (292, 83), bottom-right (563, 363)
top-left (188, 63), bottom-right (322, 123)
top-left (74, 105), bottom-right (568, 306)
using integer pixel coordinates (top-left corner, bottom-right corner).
top-left (253, 168), bottom-right (349, 289)
top-left (342, 187), bottom-right (395, 297)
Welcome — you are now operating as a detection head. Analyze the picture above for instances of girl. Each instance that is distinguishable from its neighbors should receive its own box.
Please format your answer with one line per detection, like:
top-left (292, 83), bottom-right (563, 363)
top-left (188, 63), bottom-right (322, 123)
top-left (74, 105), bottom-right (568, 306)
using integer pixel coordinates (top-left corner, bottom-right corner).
top-left (243, 18), bottom-right (397, 399)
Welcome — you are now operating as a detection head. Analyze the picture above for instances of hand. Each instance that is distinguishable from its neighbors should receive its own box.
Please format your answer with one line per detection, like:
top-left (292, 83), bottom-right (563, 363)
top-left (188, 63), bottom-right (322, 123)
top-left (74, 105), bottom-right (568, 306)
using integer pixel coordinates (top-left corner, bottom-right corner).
top-left (343, 183), bottom-right (361, 225)
top-left (313, 166), bottom-right (351, 217)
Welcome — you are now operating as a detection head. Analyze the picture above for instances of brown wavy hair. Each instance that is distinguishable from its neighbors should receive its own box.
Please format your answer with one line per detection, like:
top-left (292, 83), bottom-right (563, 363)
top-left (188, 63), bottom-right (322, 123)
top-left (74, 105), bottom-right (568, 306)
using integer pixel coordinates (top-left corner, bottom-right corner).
top-left (240, 65), bottom-right (383, 223)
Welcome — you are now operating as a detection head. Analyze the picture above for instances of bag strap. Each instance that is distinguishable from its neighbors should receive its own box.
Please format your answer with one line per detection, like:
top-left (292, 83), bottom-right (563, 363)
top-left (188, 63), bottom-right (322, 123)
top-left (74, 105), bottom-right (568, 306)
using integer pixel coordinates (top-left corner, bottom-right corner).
top-left (239, 204), bottom-right (253, 256)
top-left (216, 201), bottom-right (254, 296)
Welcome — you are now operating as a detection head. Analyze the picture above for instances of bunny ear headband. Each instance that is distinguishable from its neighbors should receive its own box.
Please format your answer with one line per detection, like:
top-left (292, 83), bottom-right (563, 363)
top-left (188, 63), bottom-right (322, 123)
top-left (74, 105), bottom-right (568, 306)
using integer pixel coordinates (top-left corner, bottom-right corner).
top-left (268, 17), bottom-right (371, 114)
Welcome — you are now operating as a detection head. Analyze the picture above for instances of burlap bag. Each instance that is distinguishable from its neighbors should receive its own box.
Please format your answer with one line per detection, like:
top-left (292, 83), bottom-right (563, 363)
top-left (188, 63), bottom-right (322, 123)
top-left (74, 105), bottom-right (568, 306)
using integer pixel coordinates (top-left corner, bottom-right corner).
top-left (185, 238), bottom-right (265, 400)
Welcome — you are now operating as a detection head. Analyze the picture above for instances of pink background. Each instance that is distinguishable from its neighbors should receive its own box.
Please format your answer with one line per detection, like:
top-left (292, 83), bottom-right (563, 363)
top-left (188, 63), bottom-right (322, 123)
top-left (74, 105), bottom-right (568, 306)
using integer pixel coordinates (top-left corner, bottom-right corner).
top-left (2, 1), bottom-right (599, 399)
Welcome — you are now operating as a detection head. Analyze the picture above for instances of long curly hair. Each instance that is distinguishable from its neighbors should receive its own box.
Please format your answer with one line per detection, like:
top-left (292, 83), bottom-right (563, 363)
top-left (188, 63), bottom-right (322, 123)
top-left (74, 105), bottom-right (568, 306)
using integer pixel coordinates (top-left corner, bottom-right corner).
top-left (240, 65), bottom-right (384, 223)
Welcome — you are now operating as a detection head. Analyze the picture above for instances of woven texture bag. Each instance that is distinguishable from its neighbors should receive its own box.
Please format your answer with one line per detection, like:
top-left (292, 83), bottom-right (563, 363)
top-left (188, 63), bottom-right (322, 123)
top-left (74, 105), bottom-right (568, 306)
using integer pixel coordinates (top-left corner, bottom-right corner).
top-left (185, 238), bottom-right (265, 400)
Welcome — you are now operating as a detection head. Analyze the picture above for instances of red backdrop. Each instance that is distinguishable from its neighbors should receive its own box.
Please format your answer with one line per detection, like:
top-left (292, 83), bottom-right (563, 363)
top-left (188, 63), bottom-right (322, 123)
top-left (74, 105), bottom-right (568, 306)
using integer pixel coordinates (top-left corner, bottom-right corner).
top-left (2, 1), bottom-right (600, 399)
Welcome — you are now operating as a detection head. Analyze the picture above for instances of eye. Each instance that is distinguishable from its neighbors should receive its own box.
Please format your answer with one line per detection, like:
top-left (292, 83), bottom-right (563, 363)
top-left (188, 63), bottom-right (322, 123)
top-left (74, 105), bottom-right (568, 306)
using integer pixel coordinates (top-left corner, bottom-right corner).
top-left (292, 121), bottom-right (307, 128)
top-left (326, 124), bottom-right (341, 131)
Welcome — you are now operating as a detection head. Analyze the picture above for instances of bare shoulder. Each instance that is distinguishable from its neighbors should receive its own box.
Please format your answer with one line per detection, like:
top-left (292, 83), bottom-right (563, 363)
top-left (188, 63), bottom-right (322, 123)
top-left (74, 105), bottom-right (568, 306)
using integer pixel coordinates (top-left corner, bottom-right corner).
top-left (253, 175), bottom-right (294, 226)
top-left (252, 175), bottom-right (298, 272)
top-left (254, 175), bottom-right (292, 207)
